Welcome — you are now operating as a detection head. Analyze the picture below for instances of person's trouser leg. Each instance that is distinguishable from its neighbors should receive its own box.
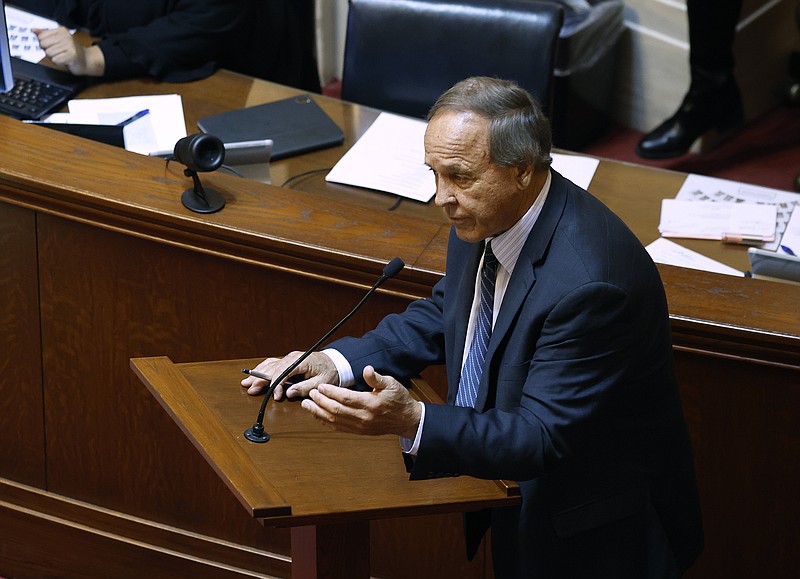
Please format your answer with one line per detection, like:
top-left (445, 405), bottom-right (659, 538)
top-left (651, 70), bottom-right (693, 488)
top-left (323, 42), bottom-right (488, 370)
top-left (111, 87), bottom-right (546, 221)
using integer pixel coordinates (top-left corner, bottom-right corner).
top-left (636, 0), bottom-right (745, 158)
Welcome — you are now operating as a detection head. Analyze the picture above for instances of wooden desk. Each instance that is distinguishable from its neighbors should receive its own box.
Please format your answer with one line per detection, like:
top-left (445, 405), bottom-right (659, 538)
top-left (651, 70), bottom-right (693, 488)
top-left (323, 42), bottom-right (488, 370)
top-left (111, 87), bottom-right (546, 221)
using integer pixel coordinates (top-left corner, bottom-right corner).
top-left (131, 356), bottom-right (518, 579)
top-left (0, 70), bottom-right (798, 579)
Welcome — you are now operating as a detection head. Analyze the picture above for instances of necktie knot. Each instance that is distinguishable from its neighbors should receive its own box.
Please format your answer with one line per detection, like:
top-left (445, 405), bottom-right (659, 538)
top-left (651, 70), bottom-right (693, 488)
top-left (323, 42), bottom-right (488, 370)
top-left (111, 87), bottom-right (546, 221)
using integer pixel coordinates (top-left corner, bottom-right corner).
top-left (484, 240), bottom-right (497, 260)
top-left (482, 241), bottom-right (499, 277)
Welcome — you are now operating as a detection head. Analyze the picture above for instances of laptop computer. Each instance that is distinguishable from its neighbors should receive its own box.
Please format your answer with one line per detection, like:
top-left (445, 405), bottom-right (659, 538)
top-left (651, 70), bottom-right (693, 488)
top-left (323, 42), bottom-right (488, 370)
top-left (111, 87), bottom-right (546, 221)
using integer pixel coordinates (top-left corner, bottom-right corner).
top-left (0, 0), bottom-right (86, 120)
top-left (197, 94), bottom-right (345, 161)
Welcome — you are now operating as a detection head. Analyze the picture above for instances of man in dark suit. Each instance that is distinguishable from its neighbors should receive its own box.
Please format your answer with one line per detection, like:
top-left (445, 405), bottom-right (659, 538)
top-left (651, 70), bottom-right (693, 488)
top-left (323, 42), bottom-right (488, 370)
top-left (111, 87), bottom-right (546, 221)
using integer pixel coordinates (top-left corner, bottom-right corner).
top-left (243, 76), bottom-right (704, 578)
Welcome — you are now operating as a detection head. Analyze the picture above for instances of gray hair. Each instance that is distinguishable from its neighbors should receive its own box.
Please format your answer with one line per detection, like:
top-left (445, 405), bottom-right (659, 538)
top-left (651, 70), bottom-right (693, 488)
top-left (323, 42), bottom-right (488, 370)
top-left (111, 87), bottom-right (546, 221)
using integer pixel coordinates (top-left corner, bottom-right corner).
top-left (427, 76), bottom-right (553, 172)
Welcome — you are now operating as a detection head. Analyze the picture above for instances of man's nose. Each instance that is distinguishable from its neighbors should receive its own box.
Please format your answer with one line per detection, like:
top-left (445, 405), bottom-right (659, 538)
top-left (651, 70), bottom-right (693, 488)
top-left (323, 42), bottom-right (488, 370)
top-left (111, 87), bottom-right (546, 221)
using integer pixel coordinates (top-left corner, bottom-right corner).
top-left (434, 184), bottom-right (454, 207)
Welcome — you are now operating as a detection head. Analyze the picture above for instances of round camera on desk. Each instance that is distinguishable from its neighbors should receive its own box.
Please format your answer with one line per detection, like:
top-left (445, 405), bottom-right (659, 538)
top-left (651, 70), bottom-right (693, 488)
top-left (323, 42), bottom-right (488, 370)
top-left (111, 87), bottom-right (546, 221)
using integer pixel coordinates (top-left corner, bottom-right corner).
top-left (173, 133), bottom-right (226, 214)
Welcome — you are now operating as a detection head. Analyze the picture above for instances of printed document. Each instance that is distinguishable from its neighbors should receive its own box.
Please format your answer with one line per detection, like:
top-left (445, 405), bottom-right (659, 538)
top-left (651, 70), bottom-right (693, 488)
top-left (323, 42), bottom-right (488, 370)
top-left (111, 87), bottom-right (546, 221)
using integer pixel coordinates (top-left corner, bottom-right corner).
top-left (5, 5), bottom-right (67, 63)
top-left (658, 199), bottom-right (777, 241)
top-left (674, 174), bottom-right (800, 250)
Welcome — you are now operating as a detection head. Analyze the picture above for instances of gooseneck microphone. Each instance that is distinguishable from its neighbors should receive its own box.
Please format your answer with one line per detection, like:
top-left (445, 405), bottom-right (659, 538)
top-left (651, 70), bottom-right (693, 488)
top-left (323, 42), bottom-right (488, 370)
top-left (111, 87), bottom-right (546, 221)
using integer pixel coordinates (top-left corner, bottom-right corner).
top-left (243, 257), bottom-right (405, 443)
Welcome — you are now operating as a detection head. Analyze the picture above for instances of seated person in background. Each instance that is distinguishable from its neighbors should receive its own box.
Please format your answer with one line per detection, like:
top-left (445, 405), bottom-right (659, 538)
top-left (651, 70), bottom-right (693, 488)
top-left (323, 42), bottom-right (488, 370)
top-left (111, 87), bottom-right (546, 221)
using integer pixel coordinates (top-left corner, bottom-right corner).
top-left (16, 0), bottom-right (246, 82)
top-left (242, 77), bottom-right (704, 578)
top-left (14, 0), bottom-right (321, 91)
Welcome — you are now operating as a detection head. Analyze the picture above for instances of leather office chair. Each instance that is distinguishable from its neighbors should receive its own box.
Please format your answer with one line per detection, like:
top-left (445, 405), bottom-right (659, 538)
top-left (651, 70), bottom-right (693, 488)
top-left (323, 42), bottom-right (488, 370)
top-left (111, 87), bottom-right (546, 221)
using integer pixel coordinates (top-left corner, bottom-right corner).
top-left (341, 0), bottom-right (564, 120)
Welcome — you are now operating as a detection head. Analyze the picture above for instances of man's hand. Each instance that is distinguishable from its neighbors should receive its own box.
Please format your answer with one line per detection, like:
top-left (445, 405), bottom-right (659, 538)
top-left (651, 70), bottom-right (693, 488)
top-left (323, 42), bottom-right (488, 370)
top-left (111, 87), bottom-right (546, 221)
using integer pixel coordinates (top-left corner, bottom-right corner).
top-left (240, 351), bottom-right (339, 399)
top-left (301, 366), bottom-right (422, 439)
top-left (33, 27), bottom-right (105, 76)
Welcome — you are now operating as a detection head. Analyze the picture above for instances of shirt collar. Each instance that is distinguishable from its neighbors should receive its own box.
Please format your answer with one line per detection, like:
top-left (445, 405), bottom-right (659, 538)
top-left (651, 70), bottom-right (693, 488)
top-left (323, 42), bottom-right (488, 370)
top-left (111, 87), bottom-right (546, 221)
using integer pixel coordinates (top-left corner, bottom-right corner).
top-left (488, 170), bottom-right (552, 275)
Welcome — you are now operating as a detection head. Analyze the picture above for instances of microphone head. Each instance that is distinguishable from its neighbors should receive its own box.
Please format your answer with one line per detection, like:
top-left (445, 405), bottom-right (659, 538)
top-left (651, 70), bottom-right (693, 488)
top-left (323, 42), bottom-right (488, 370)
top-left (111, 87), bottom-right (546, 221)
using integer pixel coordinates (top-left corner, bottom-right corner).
top-left (173, 133), bottom-right (225, 172)
top-left (383, 257), bottom-right (405, 278)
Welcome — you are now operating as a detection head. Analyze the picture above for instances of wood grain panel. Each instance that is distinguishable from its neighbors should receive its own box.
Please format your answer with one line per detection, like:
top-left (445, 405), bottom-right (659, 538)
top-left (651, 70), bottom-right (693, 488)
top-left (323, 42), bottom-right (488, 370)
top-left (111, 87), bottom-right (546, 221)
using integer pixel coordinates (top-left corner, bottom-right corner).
top-left (370, 514), bottom-right (490, 579)
top-left (0, 501), bottom-right (283, 579)
top-left (0, 477), bottom-right (289, 578)
top-left (677, 353), bottom-right (800, 579)
top-left (0, 202), bottom-right (45, 486)
top-left (130, 355), bottom-right (517, 578)
top-left (35, 214), bottom-right (415, 553)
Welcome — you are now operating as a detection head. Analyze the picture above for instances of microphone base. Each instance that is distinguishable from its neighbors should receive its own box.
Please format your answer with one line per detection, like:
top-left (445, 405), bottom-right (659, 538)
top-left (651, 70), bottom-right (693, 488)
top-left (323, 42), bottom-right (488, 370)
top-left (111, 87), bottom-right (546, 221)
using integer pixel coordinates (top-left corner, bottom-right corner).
top-left (243, 426), bottom-right (270, 443)
top-left (182, 187), bottom-right (225, 213)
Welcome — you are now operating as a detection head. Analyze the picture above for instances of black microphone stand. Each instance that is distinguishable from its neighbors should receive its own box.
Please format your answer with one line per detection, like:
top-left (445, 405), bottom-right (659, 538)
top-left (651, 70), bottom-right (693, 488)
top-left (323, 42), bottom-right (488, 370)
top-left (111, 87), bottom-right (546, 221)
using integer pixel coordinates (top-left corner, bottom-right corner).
top-left (243, 257), bottom-right (405, 443)
top-left (181, 168), bottom-right (226, 214)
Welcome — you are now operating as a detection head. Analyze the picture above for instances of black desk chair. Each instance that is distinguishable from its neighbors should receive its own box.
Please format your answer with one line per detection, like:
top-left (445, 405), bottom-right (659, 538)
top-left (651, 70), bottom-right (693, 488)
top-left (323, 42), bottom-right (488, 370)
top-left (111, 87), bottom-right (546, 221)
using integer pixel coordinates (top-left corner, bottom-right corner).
top-left (341, 0), bottom-right (564, 120)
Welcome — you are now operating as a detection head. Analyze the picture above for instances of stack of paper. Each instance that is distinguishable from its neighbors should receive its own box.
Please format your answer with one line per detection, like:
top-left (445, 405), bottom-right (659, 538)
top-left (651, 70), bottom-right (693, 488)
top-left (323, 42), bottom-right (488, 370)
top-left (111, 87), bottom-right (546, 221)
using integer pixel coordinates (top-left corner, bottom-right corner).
top-left (40, 94), bottom-right (188, 156)
top-left (658, 199), bottom-right (777, 242)
top-left (673, 173), bottom-right (800, 250)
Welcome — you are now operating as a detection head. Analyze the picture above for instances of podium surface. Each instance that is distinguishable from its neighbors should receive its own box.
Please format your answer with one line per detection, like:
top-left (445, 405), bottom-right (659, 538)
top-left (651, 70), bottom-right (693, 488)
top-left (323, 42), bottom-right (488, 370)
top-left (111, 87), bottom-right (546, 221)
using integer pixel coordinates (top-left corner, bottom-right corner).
top-left (131, 356), bottom-right (519, 576)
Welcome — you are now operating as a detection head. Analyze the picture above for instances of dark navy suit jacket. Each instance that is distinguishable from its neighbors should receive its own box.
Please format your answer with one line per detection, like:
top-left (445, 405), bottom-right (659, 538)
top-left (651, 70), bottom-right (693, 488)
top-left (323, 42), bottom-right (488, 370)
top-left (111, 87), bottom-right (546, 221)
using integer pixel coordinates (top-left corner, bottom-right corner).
top-left (330, 171), bottom-right (703, 577)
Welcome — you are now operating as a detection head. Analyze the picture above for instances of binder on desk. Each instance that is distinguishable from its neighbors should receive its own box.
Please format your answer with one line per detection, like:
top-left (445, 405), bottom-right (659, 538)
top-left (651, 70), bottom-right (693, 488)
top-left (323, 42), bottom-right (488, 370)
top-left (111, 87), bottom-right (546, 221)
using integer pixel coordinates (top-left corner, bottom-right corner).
top-left (24, 121), bottom-right (125, 148)
top-left (197, 94), bottom-right (344, 160)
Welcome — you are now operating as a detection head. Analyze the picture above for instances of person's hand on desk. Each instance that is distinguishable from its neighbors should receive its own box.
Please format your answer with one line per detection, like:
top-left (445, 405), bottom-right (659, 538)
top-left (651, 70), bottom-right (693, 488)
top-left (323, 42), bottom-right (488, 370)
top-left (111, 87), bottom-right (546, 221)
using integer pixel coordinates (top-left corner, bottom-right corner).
top-left (302, 366), bottom-right (422, 439)
top-left (241, 351), bottom-right (339, 399)
top-left (33, 26), bottom-right (105, 77)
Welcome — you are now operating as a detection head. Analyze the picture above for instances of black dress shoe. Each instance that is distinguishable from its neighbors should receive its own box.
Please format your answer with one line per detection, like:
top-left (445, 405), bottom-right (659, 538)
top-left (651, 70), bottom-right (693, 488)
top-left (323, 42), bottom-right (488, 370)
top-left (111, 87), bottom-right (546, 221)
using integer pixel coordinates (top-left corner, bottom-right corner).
top-left (636, 82), bottom-right (744, 159)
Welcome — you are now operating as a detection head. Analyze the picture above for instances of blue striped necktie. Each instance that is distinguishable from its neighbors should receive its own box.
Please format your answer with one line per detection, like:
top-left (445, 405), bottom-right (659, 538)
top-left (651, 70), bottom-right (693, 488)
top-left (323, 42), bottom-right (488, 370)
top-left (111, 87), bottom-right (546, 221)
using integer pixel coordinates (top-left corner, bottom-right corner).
top-left (456, 241), bottom-right (499, 408)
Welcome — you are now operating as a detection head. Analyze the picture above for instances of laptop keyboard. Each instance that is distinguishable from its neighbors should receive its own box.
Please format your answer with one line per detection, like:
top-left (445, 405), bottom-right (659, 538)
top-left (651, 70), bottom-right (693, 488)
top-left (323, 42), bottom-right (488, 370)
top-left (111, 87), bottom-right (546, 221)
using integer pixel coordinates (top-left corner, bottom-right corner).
top-left (0, 75), bottom-right (70, 119)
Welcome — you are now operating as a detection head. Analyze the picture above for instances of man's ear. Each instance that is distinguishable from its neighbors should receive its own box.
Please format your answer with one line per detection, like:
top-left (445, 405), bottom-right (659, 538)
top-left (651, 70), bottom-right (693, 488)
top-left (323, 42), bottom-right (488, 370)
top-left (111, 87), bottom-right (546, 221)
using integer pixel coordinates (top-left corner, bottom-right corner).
top-left (515, 164), bottom-right (533, 189)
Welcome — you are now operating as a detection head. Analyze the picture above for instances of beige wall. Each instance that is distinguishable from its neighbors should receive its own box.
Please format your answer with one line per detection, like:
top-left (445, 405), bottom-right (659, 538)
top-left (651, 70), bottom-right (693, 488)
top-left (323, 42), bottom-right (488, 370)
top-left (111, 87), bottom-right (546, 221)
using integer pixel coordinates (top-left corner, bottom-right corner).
top-left (616, 0), bottom-right (800, 131)
top-left (315, 0), bottom-right (348, 85)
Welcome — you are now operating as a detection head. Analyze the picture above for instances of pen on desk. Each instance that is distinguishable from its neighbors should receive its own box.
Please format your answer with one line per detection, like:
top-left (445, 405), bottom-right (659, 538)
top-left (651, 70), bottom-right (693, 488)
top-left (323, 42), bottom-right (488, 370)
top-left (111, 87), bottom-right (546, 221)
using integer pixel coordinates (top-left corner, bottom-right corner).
top-left (721, 233), bottom-right (766, 245)
top-left (117, 109), bottom-right (150, 126)
top-left (242, 368), bottom-right (271, 382)
top-left (780, 245), bottom-right (796, 256)
top-left (242, 368), bottom-right (303, 388)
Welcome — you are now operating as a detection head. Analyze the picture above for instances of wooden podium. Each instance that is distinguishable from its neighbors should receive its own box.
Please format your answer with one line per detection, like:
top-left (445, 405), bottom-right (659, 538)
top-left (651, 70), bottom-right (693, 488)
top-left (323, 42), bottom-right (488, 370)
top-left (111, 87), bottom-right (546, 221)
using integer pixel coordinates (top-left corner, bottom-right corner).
top-left (131, 356), bottom-right (520, 578)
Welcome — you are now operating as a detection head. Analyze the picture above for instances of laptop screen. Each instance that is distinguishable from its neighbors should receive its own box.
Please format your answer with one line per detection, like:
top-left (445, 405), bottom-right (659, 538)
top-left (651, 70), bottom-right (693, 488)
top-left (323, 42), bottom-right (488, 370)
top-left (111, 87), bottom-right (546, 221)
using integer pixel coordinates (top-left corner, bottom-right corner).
top-left (0, 0), bottom-right (15, 92)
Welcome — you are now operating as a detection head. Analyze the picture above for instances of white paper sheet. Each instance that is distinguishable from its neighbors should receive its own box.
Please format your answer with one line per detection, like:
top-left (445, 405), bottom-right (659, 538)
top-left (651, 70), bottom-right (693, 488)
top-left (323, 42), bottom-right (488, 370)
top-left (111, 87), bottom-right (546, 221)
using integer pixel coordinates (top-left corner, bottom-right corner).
top-left (778, 207), bottom-right (800, 256)
top-left (325, 113), bottom-right (434, 202)
top-left (675, 173), bottom-right (800, 250)
top-left (645, 237), bottom-right (744, 277)
top-left (5, 6), bottom-right (66, 63)
top-left (658, 199), bottom-right (777, 241)
top-left (550, 153), bottom-right (599, 191)
top-left (66, 94), bottom-right (187, 155)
